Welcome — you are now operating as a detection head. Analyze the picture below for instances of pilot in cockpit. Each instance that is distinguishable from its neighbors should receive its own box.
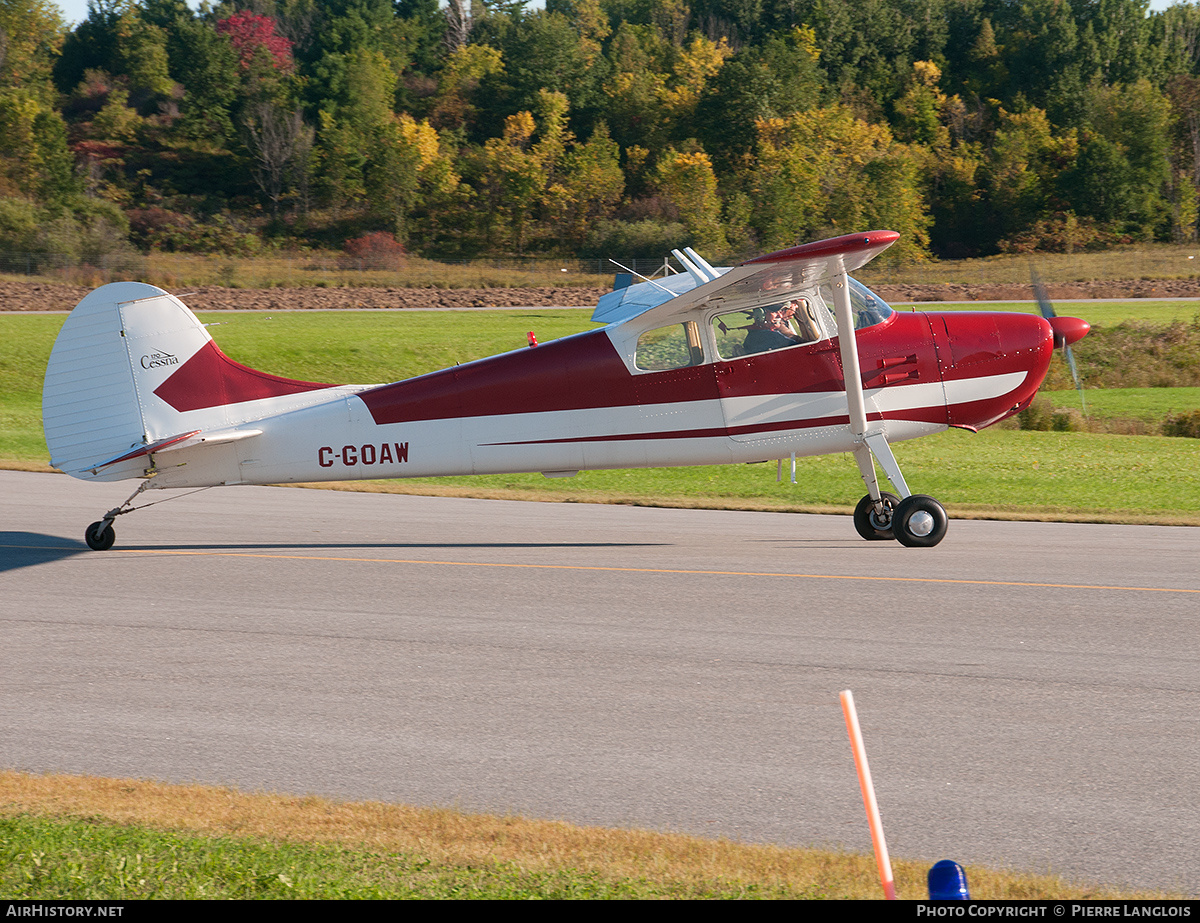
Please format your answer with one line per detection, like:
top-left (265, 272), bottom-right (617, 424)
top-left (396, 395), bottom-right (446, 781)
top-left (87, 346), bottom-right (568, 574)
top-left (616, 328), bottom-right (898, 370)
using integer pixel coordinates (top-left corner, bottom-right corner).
top-left (742, 297), bottom-right (821, 354)
top-left (743, 305), bottom-right (800, 353)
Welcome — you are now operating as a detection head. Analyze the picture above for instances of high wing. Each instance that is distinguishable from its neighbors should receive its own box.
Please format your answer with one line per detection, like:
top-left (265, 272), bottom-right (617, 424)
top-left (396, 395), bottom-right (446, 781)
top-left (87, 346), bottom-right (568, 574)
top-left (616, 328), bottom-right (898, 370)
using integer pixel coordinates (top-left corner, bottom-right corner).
top-left (592, 231), bottom-right (900, 329)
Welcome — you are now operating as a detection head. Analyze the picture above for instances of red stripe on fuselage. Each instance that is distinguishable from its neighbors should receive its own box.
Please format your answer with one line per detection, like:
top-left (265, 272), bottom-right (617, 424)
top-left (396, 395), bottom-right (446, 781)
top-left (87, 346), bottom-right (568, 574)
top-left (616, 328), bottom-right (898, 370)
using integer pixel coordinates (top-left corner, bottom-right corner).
top-left (154, 341), bottom-right (335, 412)
top-left (478, 403), bottom-right (953, 448)
top-left (359, 331), bottom-right (677, 425)
top-left (359, 317), bottom-right (950, 427)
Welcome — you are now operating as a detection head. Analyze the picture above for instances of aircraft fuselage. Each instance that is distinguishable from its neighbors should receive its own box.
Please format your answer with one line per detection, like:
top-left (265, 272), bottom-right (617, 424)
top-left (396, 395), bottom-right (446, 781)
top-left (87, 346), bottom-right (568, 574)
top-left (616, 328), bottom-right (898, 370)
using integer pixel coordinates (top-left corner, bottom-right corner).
top-left (143, 307), bottom-right (1054, 490)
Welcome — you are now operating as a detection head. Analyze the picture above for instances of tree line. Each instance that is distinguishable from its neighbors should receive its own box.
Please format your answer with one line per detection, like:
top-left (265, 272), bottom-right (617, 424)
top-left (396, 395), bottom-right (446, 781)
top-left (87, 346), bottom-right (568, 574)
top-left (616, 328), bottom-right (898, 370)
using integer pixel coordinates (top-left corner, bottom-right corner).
top-left (3, 0), bottom-right (1200, 267)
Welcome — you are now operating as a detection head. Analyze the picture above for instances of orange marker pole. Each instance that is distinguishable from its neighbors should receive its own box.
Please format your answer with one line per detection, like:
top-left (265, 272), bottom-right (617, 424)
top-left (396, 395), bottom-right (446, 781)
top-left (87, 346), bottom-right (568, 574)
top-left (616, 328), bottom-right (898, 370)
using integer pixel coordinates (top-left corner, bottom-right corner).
top-left (840, 689), bottom-right (897, 900)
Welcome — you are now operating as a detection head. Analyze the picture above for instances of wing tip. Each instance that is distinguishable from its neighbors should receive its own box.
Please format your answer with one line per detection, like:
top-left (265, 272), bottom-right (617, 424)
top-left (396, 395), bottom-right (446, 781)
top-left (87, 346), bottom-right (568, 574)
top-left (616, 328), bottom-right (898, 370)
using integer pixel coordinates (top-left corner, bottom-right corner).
top-left (741, 230), bottom-right (900, 267)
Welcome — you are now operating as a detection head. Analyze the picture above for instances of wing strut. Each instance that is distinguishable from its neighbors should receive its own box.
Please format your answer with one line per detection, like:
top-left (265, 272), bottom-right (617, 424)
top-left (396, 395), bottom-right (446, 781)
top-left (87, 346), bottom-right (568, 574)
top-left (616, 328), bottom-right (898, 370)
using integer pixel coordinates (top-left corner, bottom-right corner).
top-left (832, 267), bottom-right (948, 546)
top-left (829, 269), bottom-right (910, 503)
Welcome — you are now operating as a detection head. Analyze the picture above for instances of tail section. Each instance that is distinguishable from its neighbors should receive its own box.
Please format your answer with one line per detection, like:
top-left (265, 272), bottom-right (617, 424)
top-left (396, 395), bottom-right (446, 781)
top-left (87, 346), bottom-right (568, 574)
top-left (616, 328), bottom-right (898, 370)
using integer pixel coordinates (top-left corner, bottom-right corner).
top-left (43, 282), bottom-right (335, 481)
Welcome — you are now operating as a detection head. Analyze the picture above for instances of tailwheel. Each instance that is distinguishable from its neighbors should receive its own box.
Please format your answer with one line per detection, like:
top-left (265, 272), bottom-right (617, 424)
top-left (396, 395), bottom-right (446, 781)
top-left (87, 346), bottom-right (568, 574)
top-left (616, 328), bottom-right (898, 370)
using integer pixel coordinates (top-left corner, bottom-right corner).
top-left (854, 492), bottom-right (900, 541)
top-left (85, 520), bottom-right (116, 551)
top-left (893, 495), bottom-right (948, 548)
top-left (83, 480), bottom-right (154, 551)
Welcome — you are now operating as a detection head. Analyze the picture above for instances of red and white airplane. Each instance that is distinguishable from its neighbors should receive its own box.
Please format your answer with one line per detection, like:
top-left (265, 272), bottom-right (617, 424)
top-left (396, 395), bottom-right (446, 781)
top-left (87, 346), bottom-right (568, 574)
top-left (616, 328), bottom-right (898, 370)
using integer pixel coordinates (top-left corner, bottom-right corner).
top-left (43, 230), bottom-right (1088, 551)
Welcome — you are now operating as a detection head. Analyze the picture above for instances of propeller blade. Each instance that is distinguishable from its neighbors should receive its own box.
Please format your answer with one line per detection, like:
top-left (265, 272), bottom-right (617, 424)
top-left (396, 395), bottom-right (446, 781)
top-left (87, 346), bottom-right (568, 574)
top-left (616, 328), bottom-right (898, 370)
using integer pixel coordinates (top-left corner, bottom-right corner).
top-left (1031, 267), bottom-right (1055, 319)
top-left (1064, 344), bottom-right (1086, 412)
top-left (1032, 267), bottom-right (1087, 413)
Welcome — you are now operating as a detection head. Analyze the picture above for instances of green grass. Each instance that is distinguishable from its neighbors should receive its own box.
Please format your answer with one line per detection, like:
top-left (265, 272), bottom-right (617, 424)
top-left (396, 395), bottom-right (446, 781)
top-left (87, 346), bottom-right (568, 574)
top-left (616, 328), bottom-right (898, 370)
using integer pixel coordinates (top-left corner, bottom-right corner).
top-left (0, 814), bottom-right (724, 899)
top-left (0, 773), bottom-right (1177, 901)
top-left (199, 309), bottom-right (595, 383)
top-left (0, 314), bottom-right (59, 460)
top-left (1042, 387), bottom-right (1200, 423)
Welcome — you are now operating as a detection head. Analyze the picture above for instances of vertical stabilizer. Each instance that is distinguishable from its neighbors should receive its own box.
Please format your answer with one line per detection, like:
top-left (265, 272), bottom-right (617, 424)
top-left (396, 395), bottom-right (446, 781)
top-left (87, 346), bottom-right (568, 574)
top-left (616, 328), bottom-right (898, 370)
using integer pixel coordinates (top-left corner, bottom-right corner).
top-left (45, 282), bottom-right (341, 482)
top-left (43, 282), bottom-right (210, 480)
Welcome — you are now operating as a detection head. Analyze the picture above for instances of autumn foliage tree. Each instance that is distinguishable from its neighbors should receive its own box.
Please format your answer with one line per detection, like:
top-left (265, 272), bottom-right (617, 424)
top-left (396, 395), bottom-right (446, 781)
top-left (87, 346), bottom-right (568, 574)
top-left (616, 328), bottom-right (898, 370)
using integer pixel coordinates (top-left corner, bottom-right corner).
top-left (215, 10), bottom-right (294, 74)
top-left (7, 0), bottom-right (1200, 260)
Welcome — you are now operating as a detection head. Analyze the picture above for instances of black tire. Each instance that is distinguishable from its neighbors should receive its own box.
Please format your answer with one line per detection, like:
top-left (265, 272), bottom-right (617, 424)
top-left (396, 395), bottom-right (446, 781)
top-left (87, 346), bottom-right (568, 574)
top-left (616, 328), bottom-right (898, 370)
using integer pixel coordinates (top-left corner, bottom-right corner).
top-left (893, 495), bottom-right (948, 548)
top-left (853, 492), bottom-right (899, 541)
top-left (85, 521), bottom-right (115, 551)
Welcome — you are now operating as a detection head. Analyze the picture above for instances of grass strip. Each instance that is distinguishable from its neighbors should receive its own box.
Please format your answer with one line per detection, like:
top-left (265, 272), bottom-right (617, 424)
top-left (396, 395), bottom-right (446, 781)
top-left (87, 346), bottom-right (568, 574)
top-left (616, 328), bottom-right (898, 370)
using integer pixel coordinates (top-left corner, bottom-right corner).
top-left (0, 772), bottom-right (1174, 900)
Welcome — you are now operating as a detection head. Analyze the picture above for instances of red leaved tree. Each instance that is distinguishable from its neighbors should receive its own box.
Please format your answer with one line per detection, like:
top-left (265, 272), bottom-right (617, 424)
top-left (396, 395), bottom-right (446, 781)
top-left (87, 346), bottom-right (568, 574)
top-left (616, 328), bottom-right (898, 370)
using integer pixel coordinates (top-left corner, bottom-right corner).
top-left (216, 11), bottom-right (295, 73)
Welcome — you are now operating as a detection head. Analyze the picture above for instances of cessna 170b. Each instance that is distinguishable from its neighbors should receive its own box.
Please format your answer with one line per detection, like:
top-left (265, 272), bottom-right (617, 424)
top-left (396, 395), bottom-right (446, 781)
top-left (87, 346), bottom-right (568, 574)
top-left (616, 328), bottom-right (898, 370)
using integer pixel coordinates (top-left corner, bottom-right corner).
top-left (42, 230), bottom-right (1089, 551)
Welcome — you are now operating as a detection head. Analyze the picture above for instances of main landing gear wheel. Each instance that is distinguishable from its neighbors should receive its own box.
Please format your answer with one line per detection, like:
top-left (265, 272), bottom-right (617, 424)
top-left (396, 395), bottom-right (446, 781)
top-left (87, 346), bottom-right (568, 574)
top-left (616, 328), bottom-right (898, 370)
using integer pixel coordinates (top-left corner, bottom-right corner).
top-left (892, 495), bottom-right (948, 548)
top-left (854, 492), bottom-right (899, 541)
top-left (85, 521), bottom-right (116, 551)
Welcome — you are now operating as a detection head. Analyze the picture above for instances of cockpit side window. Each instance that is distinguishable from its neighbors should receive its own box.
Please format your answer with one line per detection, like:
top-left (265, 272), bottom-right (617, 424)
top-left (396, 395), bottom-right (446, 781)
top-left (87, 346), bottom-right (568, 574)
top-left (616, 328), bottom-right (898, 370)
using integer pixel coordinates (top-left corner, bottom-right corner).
top-left (634, 321), bottom-right (704, 371)
top-left (712, 296), bottom-right (825, 360)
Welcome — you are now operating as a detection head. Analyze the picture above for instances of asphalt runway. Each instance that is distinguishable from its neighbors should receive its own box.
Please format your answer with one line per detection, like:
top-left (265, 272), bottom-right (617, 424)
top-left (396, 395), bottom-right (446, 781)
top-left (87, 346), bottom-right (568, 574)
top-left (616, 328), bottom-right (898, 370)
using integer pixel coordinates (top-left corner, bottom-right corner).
top-left (3, 469), bottom-right (1199, 894)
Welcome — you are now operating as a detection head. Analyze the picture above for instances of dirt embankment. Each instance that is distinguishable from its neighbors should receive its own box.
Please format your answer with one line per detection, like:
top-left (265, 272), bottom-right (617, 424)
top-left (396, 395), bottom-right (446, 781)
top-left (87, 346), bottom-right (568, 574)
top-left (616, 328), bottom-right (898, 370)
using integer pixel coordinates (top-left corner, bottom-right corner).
top-left (6, 277), bottom-right (1200, 313)
top-left (874, 278), bottom-right (1200, 303)
top-left (0, 281), bottom-right (611, 312)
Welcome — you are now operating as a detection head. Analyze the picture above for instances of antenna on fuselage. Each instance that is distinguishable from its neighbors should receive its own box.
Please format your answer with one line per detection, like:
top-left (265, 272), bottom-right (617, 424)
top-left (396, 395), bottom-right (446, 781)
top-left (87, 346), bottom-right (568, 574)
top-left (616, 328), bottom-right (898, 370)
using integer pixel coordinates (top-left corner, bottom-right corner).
top-left (671, 248), bottom-right (716, 286)
top-left (683, 247), bottom-right (720, 281)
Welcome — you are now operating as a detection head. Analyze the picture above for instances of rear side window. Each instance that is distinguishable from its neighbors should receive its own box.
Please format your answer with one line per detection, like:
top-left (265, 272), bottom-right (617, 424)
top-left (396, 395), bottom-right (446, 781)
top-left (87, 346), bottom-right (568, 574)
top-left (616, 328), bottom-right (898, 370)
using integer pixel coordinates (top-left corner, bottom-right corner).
top-left (635, 322), bottom-right (703, 370)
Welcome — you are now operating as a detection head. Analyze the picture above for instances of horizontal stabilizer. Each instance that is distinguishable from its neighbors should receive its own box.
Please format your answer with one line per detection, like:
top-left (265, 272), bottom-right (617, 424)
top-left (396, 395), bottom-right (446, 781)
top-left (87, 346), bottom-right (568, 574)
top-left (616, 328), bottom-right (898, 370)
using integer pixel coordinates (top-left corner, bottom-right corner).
top-left (87, 427), bottom-right (264, 474)
top-left (92, 430), bottom-right (202, 471)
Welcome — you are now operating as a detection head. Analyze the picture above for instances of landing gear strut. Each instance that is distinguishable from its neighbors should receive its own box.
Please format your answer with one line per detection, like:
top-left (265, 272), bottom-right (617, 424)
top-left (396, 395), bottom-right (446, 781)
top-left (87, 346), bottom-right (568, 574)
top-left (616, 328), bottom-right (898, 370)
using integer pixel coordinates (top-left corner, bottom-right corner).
top-left (851, 436), bottom-right (947, 548)
top-left (827, 266), bottom-right (950, 548)
top-left (82, 480), bottom-right (152, 551)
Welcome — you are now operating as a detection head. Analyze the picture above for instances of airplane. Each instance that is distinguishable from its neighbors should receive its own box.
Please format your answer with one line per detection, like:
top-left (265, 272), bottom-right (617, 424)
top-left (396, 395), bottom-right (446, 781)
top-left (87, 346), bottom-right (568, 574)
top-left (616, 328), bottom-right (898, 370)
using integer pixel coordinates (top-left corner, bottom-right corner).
top-left (42, 229), bottom-right (1089, 551)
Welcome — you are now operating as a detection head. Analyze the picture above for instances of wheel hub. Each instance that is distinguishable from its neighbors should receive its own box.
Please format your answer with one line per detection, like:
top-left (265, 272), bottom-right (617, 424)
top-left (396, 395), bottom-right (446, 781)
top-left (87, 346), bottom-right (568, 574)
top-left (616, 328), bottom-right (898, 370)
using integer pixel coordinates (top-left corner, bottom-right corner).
top-left (907, 510), bottom-right (935, 537)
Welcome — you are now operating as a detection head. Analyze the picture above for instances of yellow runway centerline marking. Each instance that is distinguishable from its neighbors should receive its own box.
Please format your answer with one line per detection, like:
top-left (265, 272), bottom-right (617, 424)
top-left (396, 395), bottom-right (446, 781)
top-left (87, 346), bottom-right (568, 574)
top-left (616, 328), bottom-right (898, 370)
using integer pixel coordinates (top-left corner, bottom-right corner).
top-left (101, 547), bottom-right (1200, 595)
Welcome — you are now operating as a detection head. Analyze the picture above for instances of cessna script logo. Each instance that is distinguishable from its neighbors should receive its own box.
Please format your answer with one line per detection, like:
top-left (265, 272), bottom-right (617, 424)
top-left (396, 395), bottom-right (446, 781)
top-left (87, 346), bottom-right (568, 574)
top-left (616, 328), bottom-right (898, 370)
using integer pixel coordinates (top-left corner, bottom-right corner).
top-left (140, 347), bottom-right (179, 370)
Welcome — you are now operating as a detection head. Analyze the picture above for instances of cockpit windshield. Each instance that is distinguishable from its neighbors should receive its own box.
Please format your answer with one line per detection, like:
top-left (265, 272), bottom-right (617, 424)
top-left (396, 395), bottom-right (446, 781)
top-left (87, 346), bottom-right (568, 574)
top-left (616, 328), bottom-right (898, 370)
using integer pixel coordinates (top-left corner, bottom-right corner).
top-left (818, 277), bottom-right (894, 330)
